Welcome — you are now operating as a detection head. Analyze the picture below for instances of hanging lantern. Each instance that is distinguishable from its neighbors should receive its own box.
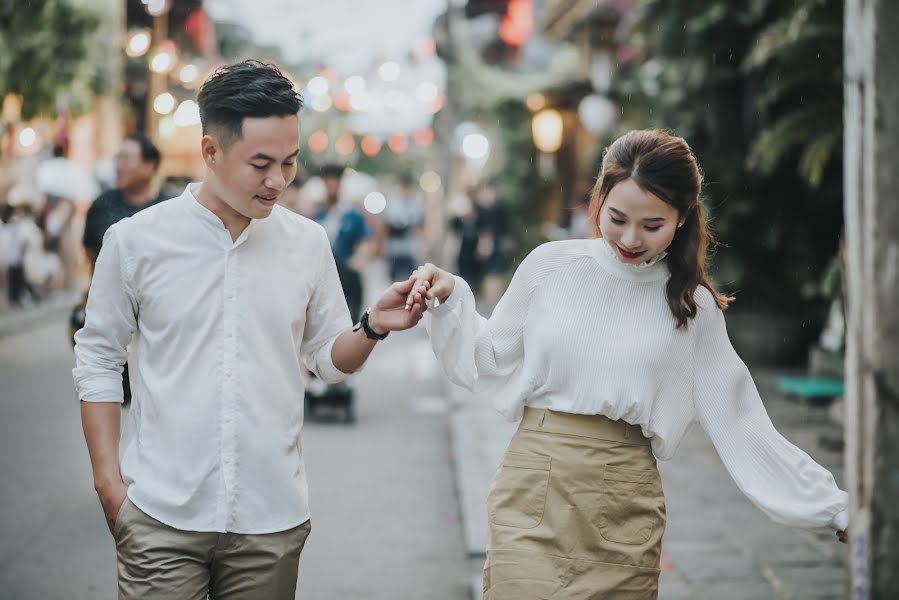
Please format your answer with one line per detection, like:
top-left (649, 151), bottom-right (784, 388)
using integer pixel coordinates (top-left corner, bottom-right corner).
top-left (307, 131), bottom-right (328, 154)
top-left (387, 134), bottom-right (408, 154)
top-left (531, 109), bottom-right (563, 153)
top-left (577, 94), bottom-right (617, 135)
top-left (360, 136), bottom-right (382, 157)
top-left (335, 134), bottom-right (355, 156)
top-left (413, 128), bottom-right (434, 146)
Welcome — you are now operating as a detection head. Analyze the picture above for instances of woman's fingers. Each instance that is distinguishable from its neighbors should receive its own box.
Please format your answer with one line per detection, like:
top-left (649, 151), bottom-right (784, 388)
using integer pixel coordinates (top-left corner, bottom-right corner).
top-left (406, 265), bottom-right (434, 309)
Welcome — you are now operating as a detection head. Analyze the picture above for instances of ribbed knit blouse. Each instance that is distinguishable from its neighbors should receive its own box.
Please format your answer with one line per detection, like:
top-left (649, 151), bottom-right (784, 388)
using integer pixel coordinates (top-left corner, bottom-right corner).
top-left (425, 237), bottom-right (849, 531)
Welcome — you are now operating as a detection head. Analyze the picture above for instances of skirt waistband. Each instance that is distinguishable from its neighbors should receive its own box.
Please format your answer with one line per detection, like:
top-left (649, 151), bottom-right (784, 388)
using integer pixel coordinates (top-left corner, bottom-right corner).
top-left (520, 407), bottom-right (651, 446)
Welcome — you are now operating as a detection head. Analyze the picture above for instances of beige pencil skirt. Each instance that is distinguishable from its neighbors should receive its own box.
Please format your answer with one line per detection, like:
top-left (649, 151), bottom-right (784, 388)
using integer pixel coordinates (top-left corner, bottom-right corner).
top-left (483, 407), bottom-right (666, 600)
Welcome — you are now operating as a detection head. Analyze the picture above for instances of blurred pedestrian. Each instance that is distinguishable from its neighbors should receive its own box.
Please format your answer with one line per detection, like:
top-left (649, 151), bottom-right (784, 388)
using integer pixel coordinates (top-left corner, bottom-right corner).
top-left (450, 187), bottom-right (484, 297)
top-left (314, 163), bottom-right (372, 321)
top-left (475, 181), bottom-right (508, 307)
top-left (73, 60), bottom-right (427, 600)
top-left (382, 172), bottom-right (425, 282)
top-left (72, 133), bottom-right (166, 405)
top-left (409, 129), bottom-right (849, 599)
top-left (81, 133), bottom-right (166, 270)
top-left (3, 202), bottom-right (43, 306)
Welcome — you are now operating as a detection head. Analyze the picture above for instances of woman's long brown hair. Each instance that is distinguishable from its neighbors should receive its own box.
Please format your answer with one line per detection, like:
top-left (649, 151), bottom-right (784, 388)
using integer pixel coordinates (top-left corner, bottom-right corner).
top-left (588, 129), bottom-right (732, 328)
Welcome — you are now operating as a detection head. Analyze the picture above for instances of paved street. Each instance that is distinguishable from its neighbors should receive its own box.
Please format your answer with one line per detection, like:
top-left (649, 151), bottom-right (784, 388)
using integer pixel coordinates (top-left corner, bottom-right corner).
top-left (0, 315), bottom-right (468, 599)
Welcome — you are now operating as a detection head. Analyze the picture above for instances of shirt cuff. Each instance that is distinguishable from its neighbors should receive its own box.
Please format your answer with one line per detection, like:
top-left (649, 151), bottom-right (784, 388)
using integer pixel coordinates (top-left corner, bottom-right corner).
top-left (314, 334), bottom-right (352, 384)
top-left (74, 372), bottom-right (125, 403)
top-left (427, 275), bottom-right (467, 318)
top-left (831, 508), bottom-right (849, 531)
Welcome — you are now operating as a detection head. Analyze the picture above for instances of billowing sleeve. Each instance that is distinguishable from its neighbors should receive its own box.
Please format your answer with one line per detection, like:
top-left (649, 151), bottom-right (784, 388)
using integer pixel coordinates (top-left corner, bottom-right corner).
top-left (425, 244), bottom-right (545, 395)
top-left (691, 289), bottom-right (849, 531)
top-left (73, 226), bottom-right (137, 402)
top-left (301, 227), bottom-right (353, 384)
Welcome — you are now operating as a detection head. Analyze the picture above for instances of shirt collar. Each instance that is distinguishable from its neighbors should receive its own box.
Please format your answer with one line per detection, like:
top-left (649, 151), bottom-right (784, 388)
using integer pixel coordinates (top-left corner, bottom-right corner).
top-left (590, 236), bottom-right (669, 282)
top-left (182, 183), bottom-right (260, 244)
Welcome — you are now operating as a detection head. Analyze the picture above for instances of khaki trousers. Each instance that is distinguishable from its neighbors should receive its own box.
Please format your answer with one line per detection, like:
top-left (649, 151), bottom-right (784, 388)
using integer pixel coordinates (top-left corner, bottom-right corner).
top-left (113, 498), bottom-right (312, 600)
top-left (483, 408), bottom-right (666, 600)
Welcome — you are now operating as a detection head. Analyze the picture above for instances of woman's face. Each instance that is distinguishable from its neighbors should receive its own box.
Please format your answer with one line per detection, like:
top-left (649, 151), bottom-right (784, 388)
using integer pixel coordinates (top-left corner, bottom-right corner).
top-left (598, 178), bottom-right (681, 263)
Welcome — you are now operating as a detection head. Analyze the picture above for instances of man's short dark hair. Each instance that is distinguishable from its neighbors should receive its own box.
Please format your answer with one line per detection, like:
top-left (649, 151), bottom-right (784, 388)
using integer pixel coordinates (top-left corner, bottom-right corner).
top-left (198, 60), bottom-right (303, 145)
top-left (125, 132), bottom-right (161, 171)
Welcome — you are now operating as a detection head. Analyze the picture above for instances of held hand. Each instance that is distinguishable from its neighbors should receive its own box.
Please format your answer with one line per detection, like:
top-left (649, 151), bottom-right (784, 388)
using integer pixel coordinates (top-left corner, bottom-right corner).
top-left (96, 479), bottom-right (128, 536)
top-left (405, 263), bottom-right (455, 310)
top-left (369, 276), bottom-right (430, 333)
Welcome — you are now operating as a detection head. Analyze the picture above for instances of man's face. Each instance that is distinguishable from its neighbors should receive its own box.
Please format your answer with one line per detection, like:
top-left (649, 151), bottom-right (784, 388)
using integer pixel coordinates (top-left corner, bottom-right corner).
top-left (115, 140), bottom-right (156, 191)
top-left (207, 115), bottom-right (300, 220)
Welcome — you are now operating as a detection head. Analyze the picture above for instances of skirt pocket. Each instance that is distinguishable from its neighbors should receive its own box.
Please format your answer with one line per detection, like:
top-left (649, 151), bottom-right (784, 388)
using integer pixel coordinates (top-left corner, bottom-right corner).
top-left (596, 465), bottom-right (665, 546)
top-left (489, 451), bottom-right (552, 529)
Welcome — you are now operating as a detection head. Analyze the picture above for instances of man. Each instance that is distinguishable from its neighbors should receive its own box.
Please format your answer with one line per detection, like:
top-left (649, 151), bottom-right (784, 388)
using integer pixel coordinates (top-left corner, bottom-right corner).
top-left (314, 163), bottom-right (371, 321)
top-left (73, 61), bottom-right (426, 599)
top-left (382, 172), bottom-right (425, 282)
top-left (81, 133), bottom-right (166, 269)
top-left (72, 134), bottom-right (166, 402)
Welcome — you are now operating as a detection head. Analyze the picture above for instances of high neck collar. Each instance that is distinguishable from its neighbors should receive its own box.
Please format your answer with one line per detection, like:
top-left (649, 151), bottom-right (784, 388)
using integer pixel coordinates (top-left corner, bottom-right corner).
top-left (589, 237), bottom-right (670, 282)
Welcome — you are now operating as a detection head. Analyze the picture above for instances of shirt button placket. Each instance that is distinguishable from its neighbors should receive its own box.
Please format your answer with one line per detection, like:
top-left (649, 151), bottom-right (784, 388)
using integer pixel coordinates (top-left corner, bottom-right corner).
top-left (221, 248), bottom-right (239, 529)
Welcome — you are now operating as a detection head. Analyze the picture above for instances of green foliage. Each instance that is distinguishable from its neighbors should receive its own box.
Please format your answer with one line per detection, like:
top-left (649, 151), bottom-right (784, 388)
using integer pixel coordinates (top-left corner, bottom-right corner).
top-left (0, 0), bottom-right (100, 120)
top-left (488, 99), bottom-right (542, 263)
top-left (614, 0), bottom-right (844, 309)
top-left (742, 0), bottom-right (842, 189)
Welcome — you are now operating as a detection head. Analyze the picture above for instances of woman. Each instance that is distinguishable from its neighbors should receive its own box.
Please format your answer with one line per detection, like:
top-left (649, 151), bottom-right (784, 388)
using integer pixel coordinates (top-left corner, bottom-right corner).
top-left (407, 130), bottom-right (848, 599)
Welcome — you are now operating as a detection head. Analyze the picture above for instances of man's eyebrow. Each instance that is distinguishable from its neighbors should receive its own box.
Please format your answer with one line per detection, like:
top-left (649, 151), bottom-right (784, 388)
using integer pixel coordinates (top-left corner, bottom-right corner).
top-left (249, 149), bottom-right (300, 162)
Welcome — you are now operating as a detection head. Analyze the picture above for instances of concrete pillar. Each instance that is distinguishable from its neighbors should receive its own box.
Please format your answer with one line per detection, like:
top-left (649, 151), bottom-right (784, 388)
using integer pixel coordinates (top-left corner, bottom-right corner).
top-left (843, 0), bottom-right (899, 598)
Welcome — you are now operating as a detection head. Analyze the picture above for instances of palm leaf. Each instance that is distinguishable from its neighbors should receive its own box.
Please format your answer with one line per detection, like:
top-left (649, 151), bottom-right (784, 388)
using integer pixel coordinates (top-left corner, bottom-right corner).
top-left (749, 100), bottom-right (841, 185)
top-left (799, 130), bottom-right (841, 187)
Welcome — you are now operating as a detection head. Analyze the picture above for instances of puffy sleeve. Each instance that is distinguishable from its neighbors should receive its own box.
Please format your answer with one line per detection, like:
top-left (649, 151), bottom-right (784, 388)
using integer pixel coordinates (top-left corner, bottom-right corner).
top-left (691, 288), bottom-right (849, 531)
top-left (425, 244), bottom-right (545, 396)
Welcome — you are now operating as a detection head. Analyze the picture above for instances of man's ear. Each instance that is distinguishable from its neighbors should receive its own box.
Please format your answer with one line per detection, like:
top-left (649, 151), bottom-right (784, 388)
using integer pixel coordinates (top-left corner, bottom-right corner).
top-left (201, 134), bottom-right (218, 169)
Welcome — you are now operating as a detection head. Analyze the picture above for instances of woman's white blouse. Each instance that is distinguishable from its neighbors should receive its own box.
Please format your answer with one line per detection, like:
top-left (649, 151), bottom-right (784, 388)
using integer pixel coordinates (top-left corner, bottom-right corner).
top-left (425, 238), bottom-right (849, 531)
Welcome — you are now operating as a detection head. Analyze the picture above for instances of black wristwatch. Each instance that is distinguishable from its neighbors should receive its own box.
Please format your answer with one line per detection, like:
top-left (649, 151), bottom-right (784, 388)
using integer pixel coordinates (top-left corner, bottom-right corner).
top-left (354, 309), bottom-right (389, 341)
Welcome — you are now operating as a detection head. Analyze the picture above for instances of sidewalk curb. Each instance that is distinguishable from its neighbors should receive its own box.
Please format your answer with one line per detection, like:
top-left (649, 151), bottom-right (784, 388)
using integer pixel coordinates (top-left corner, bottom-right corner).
top-left (445, 382), bottom-right (516, 600)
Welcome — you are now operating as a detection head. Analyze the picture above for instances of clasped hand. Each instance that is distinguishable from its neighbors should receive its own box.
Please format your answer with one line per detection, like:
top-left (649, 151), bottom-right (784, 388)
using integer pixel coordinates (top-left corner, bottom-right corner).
top-left (367, 263), bottom-right (455, 334)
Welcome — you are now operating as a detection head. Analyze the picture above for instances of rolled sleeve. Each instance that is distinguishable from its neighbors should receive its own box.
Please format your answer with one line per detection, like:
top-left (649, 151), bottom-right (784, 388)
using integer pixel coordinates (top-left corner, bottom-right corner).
top-left (73, 226), bottom-right (137, 403)
top-left (302, 228), bottom-right (353, 384)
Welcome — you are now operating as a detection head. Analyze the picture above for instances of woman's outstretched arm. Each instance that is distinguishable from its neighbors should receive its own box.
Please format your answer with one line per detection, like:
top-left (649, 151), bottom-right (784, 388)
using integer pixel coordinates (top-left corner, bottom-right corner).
top-left (691, 288), bottom-right (849, 536)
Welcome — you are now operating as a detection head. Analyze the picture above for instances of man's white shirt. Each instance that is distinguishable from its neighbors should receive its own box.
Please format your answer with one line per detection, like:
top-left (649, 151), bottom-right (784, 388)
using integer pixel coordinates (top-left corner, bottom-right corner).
top-left (74, 184), bottom-right (352, 534)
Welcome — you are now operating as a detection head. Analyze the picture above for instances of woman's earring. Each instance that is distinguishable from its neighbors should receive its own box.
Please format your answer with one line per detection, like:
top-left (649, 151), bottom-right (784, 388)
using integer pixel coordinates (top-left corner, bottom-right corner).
top-left (677, 222), bottom-right (684, 228)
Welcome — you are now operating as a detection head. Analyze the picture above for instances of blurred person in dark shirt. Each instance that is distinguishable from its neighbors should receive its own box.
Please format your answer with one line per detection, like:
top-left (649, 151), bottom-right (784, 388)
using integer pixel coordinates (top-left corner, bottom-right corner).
top-left (73, 133), bottom-right (166, 404)
top-left (475, 181), bottom-right (508, 307)
top-left (81, 133), bottom-right (167, 268)
top-left (450, 186), bottom-right (484, 297)
top-left (313, 164), bottom-right (371, 321)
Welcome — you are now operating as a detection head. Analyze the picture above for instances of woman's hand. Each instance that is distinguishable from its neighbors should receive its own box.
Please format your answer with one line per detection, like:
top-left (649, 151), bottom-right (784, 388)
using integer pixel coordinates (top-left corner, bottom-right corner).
top-left (837, 529), bottom-right (848, 544)
top-left (405, 263), bottom-right (456, 310)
